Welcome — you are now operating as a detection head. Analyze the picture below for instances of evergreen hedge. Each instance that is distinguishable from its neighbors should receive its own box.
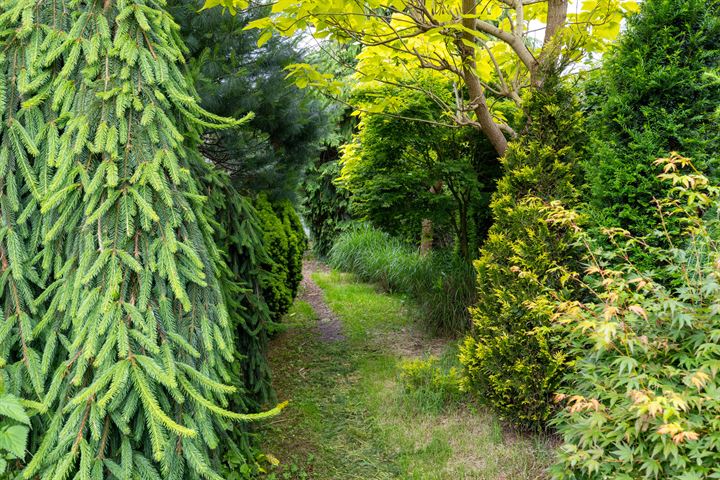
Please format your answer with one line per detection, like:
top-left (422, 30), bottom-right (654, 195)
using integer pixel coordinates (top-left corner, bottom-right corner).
top-left (583, 0), bottom-right (720, 271)
top-left (254, 195), bottom-right (306, 322)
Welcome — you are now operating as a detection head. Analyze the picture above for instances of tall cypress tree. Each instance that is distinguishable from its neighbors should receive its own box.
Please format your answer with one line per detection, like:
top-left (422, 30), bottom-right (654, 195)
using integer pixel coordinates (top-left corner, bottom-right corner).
top-left (460, 73), bottom-right (584, 428)
top-left (0, 1), bottom-right (279, 478)
top-left (584, 0), bottom-right (720, 270)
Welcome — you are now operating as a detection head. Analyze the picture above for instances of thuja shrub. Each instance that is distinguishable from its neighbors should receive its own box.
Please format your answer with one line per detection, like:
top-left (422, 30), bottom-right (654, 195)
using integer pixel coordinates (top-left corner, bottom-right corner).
top-left (0, 1), bottom-right (282, 478)
top-left (276, 199), bottom-right (307, 300)
top-left (459, 74), bottom-right (584, 429)
top-left (329, 225), bottom-right (475, 334)
top-left (254, 195), bottom-right (306, 322)
top-left (583, 0), bottom-right (720, 271)
top-left (551, 154), bottom-right (720, 479)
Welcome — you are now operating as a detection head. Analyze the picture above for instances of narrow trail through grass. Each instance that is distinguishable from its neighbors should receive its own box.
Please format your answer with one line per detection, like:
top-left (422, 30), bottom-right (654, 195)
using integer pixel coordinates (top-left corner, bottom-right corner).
top-left (259, 261), bottom-right (554, 480)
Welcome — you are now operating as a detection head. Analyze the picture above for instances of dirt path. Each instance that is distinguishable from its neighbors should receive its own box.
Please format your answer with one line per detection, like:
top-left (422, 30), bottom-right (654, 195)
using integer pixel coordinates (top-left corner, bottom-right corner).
top-left (298, 259), bottom-right (345, 342)
top-left (260, 264), bottom-right (555, 479)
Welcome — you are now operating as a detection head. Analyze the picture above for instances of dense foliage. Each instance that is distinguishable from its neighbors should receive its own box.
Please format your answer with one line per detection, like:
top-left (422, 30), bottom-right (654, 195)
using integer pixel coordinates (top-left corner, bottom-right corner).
top-left (196, 168), bottom-right (279, 477)
top-left (4, 0), bottom-right (719, 475)
top-left (254, 196), bottom-right (307, 323)
top-left (460, 74), bottom-right (585, 428)
top-left (329, 226), bottom-right (476, 334)
top-left (583, 0), bottom-right (720, 271)
top-left (341, 82), bottom-right (500, 257)
top-left (169, 0), bottom-right (328, 198)
top-left (0, 2), bottom-right (282, 478)
top-left (552, 155), bottom-right (720, 479)
top-left (301, 155), bottom-right (353, 258)
top-left (192, 163), bottom-right (274, 403)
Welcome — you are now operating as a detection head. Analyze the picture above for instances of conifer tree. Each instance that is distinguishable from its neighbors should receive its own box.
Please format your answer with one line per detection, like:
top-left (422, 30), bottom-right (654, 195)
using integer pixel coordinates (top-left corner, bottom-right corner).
top-left (584, 0), bottom-right (720, 270)
top-left (460, 72), bottom-right (584, 428)
top-left (0, 1), bottom-right (281, 478)
top-left (253, 195), bottom-right (306, 323)
top-left (192, 161), bottom-right (274, 407)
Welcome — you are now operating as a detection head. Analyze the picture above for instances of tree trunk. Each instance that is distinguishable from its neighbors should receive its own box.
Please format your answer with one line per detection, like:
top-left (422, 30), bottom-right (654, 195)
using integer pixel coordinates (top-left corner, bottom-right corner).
top-left (420, 219), bottom-right (433, 256)
top-left (544, 0), bottom-right (569, 46)
top-left (460, 0), bottom-right (509, 156)
top-left (533, 0), bottom-right (570, 86)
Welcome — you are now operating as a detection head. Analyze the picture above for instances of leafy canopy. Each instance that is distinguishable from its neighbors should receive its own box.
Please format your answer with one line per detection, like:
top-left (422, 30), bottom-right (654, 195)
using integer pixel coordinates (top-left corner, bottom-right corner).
top-left (203, 0), bottom-right (638, 154)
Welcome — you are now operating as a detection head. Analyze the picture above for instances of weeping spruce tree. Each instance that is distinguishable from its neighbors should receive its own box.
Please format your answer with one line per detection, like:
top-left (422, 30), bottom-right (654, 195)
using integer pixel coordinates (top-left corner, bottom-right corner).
top-left (0, 1), bottom-right (280, 478)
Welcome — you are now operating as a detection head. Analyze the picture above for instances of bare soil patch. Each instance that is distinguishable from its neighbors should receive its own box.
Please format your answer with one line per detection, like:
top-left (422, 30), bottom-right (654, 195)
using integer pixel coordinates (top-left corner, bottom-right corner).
top-left (299, 260), bottom-right (345, 341)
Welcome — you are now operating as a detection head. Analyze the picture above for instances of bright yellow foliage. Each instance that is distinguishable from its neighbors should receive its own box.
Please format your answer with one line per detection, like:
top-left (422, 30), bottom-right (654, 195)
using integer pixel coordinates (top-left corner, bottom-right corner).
top-left (203, 0), bottom-right (637, 122)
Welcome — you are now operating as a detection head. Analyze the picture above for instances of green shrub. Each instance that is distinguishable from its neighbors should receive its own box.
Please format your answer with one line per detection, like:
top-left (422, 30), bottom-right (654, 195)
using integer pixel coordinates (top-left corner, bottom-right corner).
top-left (459, 74), bottom-right (584, 429)
top-left (340, 79), bottom-right (500, 256)
top-left (329, 225), bottom-right (475, 334)
top-left (400, 356), bottom-right (463, 414)
top-left (583, 0), bottom-right (720, 271)
top-left (255, 195), bottom-right (307, 321)
top-left (276, 199), bottom-right (308, 299)
top-left (302, 158), bottom-right (354, 257)
top-left (551, 154), bottom-right (720, 479)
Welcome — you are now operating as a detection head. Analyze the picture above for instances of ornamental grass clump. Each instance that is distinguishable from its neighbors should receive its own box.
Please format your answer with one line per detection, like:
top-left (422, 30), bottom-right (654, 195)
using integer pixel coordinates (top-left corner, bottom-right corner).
top-left (329, 225), bottom-right (475, 334)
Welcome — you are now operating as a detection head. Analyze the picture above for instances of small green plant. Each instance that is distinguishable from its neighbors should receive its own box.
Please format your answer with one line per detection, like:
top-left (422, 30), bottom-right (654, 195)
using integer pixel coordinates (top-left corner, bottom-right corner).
top-left (551, 153), bottom-right (720, 479)
top-left (0, 390), bottom-right (30, 476)
top-left (221, 441), bottom-right (281, 480)
top-left (400, 356), bottom-right (463, 414)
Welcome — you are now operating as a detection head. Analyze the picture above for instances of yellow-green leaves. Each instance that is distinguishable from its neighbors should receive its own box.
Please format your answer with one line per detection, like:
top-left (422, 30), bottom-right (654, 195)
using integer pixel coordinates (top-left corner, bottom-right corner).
top-left (200, 0), bottom-right (248, 15)
top-left (205, 0), bottom-right (637, 144)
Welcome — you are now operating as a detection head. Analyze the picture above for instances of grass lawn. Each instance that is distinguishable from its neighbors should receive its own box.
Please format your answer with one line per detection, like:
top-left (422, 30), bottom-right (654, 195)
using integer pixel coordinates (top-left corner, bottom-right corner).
top-left (258, 270), bottom-right (555, 479)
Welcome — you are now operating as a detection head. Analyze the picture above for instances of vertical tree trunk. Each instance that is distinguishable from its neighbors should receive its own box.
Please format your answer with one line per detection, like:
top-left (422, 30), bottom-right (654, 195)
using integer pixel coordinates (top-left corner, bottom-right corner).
top-left (533, 0), bottom-right (570, 86)
top-left (544, 0), bottom-right (569, 46)
top-left (460, 0), bottom-right (509, 156)
top-left (420, 219), bottom-right (434, 256)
